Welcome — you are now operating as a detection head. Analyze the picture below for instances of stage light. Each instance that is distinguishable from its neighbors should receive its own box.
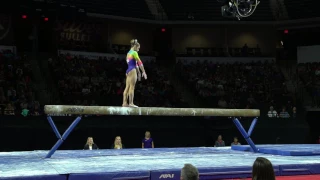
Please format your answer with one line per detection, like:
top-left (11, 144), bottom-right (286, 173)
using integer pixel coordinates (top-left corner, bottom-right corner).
top-left (284, 29), bottom-right (289, 34)
top-left (22, 15), bottom-right (27, 19)
top-left (44, 17), bottom-right (49, 21)
top-left (161, 28), bottom-right (166, 32)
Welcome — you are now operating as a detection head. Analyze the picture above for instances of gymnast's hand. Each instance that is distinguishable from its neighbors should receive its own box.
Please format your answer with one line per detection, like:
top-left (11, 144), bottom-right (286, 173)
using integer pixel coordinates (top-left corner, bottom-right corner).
top-left (142, 72), bottom-right (147, 80)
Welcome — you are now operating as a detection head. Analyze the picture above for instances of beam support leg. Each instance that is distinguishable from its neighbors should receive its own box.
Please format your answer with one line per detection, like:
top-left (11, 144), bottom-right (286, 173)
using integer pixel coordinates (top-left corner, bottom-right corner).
top-left (233, 117), bottom-right (258, 152)
top-left (45, 116), bottom-right (82, 158)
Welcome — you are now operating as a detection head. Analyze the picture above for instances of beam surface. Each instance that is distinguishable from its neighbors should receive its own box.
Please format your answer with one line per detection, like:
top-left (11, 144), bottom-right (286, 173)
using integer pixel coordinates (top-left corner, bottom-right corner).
top-left (44, 105), bottom-right (260, 117)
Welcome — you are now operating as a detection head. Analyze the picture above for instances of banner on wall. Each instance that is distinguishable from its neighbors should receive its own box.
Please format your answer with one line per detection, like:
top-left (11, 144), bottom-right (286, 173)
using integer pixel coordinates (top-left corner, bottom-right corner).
top-left (0, 14), bottom-right (13, 44)
top-left (55, 21), bottom-right (101, 42)
top-left (297, 45), bottom-right (320, 63)
top-left (55, 21), bottom-right (104, 50)
top-left (0, 45), bottom-right (16, 54)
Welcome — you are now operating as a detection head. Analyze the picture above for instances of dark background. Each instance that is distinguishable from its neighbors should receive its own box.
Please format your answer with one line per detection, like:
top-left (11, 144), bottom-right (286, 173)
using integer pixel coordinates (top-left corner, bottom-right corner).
top-left (0, 113), bottom-right (312, 151)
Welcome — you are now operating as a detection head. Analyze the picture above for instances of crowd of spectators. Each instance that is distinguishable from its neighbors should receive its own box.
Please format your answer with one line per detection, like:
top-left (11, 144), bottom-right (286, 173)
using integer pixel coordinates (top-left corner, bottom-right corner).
top-left (49, 54), bottom-right (188, 107)
top-left (0, 49), bottom-right (41, 116)
top-left (297, 62), bottom-right (320, 107)
top-left (175, 59), bottom-right (293, 116)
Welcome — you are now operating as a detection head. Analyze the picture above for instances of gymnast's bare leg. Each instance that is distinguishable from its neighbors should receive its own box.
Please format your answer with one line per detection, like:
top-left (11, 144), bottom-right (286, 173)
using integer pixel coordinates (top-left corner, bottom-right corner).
top-left (122, 69), bottom-right (138, 107)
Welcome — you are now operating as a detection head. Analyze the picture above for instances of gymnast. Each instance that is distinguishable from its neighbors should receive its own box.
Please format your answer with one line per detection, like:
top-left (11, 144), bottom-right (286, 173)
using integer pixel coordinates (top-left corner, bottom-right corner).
top-left (122, 39), bottom-right (147, 107)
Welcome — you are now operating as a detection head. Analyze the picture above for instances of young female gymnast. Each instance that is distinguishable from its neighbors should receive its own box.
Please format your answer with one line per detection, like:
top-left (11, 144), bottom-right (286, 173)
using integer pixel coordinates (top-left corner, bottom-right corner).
top-left (142, 131), bottom-right (154, 148)
top-left (111, 136), bottom-right (125, 149)
top-left (122, 39), bottom-right (147, 107)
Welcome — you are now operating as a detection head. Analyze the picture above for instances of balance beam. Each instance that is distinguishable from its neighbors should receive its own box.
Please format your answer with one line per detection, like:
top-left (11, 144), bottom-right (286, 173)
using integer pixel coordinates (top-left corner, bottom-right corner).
top-left (44, 105), bottom-right (260, 117)
top-left (44, 105), bottom-right (260, 158)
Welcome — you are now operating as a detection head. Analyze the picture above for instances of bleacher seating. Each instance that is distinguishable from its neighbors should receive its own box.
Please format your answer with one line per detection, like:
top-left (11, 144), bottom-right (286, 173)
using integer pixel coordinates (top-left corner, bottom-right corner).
top-left (175, 59), bottom-right (291, 114)
top-left (50, 53), bottom-right (188, 108)
top-left (0, 49), bottom-right (41, 116)
top-left (297, 63), bottom-right (320, 107)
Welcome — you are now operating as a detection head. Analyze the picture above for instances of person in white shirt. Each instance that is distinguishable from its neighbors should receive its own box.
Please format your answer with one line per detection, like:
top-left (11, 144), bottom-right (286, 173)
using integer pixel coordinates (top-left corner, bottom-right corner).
top-left (267, 106), bottom-right (278, 118)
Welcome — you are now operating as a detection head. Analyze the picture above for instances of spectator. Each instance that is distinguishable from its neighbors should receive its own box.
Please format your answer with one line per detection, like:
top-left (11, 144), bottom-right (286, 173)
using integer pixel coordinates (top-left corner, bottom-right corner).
top-left (279, 107), bottom-right (290, 118)
top-left (252, 157), bottom-right (276, 180)
top-left (292, 106), bottom-right (297, 118)
top-left (242, 44), bottom-right (249, 56)
top-left (111, 136), bottom-right (125, 149)
top-left (231, 137), bottom-right (241, 146)
top-left (215, 135), bottom-right (225, 147)
top-left (180, 164), bottom-right (199, 180)
top-left (32, 102), bottom-right (41, 116)
top-left (142, 131), bottom-right (154, 148)
top-left (4, 103), bottom-right (15, 115)
top-left (267, 106), bottom-right (278, 118)
top-left (218, 97), bottom-right (228, 108)
top-left (84, 137), bottom-right (99, 150)
top-left (21, 104), bottom-right (29, 117)
top-left (317, 136), bottom-right (320, 144)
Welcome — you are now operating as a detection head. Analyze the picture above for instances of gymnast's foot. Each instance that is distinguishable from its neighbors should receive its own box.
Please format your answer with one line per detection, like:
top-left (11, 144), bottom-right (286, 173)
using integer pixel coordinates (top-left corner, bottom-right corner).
top-left (122, 103), bottom-right (128, 107)
top-left (129, 104), bottom-right (138, 108)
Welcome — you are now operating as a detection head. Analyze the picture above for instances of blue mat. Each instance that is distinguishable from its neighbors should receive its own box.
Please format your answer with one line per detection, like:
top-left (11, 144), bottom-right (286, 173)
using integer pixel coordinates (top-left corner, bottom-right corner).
top-left (1, 146), bottom-right (320, 180)
top-left (0, 175), bottom-right (66, 180)
top-left (231, 144), bottom-right (320, 156)
top-left (68, 172), bottom-right (150, 180)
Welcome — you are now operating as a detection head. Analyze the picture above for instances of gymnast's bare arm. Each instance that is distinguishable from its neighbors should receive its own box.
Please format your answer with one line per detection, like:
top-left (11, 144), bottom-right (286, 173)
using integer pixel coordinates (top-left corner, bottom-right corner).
top-left (133, 51), bottom-right (147, 79)
top-left (136, 66), bottom-right (141, 81)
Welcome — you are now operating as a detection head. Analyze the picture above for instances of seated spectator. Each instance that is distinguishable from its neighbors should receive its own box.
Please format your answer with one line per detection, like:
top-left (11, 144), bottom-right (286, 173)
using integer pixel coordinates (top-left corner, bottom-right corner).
top-left (252, 157), bottom-right (276, 180)
top-left (267, 106), bottom-right (278, 118)
top-left (84, 137), bottom-right (99, 150)
top-left (31, 102), bottom-right (41, 116)
top-left (215, 135), bottom-right (225, 147)
top-left (21, 105), bottom-right (29, 117)
top-left (231, 137), bottom-right (241, 146)
top-left (4, 103), bottom-right (15, 115)
top-left (279, 107), bottom-right (290, 118)
top-left (180, 164), bottom-right (199, 180)
top-left (218, 97), bottom-right (228, 108)
top-left (292, 107), bottom-right (297, 118)
top-left (111, 136), bottom-right (125, 149)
